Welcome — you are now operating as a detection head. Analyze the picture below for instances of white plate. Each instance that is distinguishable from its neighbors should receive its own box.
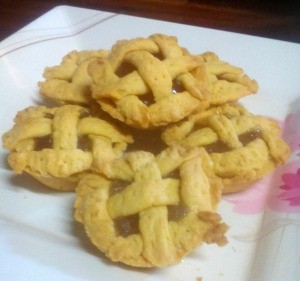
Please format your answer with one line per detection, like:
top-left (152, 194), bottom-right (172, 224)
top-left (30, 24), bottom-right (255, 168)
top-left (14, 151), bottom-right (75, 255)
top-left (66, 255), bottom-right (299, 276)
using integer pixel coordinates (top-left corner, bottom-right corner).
top-left (1, 5), bottom-right (300, 281)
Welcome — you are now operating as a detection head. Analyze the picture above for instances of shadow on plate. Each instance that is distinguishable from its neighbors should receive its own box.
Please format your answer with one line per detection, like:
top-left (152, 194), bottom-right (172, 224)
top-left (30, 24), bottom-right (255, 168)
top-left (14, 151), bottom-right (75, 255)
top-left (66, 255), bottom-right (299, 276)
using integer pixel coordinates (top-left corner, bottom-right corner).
top-left (8, 173), bottom-right (63, 194)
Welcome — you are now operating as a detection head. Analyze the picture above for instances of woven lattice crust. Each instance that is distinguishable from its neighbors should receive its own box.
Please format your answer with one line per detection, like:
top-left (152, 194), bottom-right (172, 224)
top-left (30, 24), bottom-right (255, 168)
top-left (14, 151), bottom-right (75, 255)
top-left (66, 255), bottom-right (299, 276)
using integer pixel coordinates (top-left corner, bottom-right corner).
top-left (89, 34), bottom-right (258, 128)
top-left (75, 146), bottom-right (228, 267)
top-left (162, 103), bottom-right (290, 193)
top-left (39, 50), bottom-right (109, 105)
top-left (2, 105), bottom-right (133, 190)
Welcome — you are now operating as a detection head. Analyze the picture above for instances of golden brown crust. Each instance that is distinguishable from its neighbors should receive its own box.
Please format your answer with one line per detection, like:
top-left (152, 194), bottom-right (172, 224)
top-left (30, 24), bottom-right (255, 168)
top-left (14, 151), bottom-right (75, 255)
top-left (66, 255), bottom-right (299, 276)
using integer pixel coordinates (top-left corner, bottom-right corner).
top-left (88, 35), bottom-right (257, 128)
top-left (162, 103), bottom-right (290, 193)
top-left (38, 50), bottom-right (109, 105)
top-left (2, 105), bottom-right (133, 190)
top-left (2, 33), bottom-right (291, 269)
top-left (89, 34), bottom-right (204, 128)
top-left (195, 52), bottom-right (259, 105)
top-left (74, 146), bottom-right (227, 267)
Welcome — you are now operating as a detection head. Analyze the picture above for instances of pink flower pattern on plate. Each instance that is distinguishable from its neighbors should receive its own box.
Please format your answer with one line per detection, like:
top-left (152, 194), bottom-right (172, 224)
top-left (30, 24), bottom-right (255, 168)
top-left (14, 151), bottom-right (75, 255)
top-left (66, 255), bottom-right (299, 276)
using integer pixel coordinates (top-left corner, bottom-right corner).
top-left (224, 175), bottom-right (272, 214)
top-left (282, 111), bottom-right (300, 152)
top-left (268, 160), bottom-right (300, 212)
top-left (277, 168), bottom-right (300, 206)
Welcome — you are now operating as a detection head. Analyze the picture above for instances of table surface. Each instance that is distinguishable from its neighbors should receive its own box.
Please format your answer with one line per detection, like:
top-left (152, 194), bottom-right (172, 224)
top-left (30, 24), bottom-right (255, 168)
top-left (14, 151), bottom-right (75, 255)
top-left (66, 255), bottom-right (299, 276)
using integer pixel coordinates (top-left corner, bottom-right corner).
top-left (0, 0), bottom-right (300, 44)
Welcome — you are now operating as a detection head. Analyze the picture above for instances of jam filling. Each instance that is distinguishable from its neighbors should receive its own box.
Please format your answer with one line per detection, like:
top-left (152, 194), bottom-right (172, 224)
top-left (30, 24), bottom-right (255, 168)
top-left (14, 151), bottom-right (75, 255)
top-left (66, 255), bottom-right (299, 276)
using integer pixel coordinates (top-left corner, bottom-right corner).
top-left (204, 140), bottom-right (230, 153)
top-left (139, 92), bottom-right (155, 106)
top-left (35, 135), bottom-right (52, 151)
top-left (115, 214), bottom-right (140, 237)
top-left (110, 180), bottom-right (130, 196)
top-left (204, 128), bottom-right (263, 153)
top-left (172, 79), bottom-right (185, 94)
top-left (114, 204), bottom-right (189, 237)
top-left (168, 168), bottom-right (181, 180)
top-left (239, 128), bottom-right (262, 146)
top-left (126, 127), bottom-right (167, 155)
top-left (79, 109), bottom-right (91, 119)
top-left (168, 204), bottom-right (189, 221)
top-left (77, 135), bottom-right (91, 151)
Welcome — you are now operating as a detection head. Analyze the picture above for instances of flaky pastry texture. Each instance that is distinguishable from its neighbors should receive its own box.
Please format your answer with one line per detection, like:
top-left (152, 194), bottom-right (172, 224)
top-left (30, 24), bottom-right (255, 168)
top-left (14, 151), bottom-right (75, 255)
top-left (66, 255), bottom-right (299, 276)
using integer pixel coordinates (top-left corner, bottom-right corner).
top-left (195, 52), bottom-right (258, 105)
top-left (75, 146), bottom-right (228, 267)
top-left (88, 34), bottom-right (257, 128)
top-left (39, 50), bottom-right (109, 105)
top-left (162, 103), bottom-right (290, 193)
top-left (2, 105), bottom-right (133, 190)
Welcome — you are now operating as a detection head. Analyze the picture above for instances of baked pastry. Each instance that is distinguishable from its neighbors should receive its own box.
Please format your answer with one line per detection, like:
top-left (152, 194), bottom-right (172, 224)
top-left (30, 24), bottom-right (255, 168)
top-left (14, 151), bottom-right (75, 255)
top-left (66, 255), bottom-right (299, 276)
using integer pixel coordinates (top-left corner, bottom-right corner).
top-left (88, 34), bottom-right (207, 128)
top-left (3, 33), bottom-right (285, 269)
top-left (2, 105), bottom-right (133, 190)
top-left (162, 103), bottom-right (290, 193)
top-left (88, 34), bottom-right (258, 128)
top-left (39, 50), bottom-right (109, 105)
top-left (195, 52), bottom-right (258, 105)
top-left (75, 146), bottom-right (228, 267)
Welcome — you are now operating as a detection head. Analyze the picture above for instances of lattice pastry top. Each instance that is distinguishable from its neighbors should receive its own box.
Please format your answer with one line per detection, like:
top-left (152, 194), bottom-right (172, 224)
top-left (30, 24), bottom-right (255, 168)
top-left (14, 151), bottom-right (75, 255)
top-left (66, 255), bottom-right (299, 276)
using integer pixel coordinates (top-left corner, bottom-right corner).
top-left (88, 34), bottom-right (258, 128)
top-left (39, 50), bottom-right (109, 105)
top-left (162, 103), bottom-right (290, 193)
top-left (2, 105), bottom-right (133, 190)
top-left (75, 146), bottom-right (228, 267)
top-left (88, 34), bottom-right (205, 128)
top-left (195, 52), bottom-right (258, 105)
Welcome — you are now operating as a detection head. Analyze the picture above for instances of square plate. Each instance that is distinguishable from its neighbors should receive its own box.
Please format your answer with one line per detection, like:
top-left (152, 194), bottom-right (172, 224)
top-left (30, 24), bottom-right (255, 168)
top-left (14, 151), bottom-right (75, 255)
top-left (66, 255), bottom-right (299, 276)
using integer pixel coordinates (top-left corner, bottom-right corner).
top-left (1, 5), bottom-right (300, 281)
